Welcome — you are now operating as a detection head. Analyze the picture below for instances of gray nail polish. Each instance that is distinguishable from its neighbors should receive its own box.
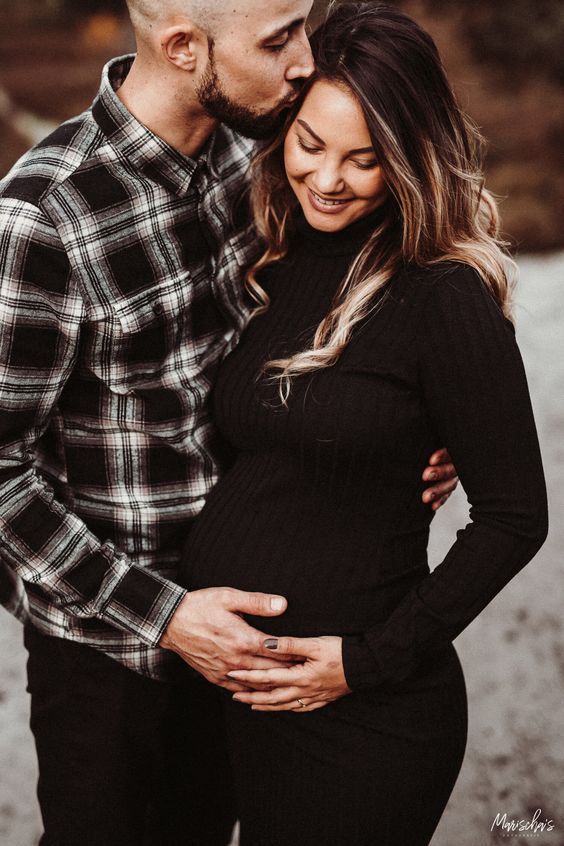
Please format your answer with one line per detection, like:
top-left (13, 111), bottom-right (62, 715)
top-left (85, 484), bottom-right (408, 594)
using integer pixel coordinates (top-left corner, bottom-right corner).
top-left (264, 638), bottom-right (279, 650)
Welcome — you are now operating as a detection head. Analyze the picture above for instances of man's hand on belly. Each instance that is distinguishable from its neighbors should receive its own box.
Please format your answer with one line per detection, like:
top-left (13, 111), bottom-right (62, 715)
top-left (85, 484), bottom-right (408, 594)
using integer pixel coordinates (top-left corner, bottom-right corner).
top-left (422, 447), bottom-right (459, 510)
top-left (159, 588), bottom-right (298, 692)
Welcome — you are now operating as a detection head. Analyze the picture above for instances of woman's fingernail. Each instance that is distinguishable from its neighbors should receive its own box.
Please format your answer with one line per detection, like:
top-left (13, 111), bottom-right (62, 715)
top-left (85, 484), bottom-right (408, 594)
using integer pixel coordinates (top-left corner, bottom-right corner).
top-left (264, 638), bottom-right (279, 650)
top-left (270, 597), bottom-right (285, 611)
top-left (427, 471), bottom-right (437, 480)
top-left (232, 693), bottom-right (242, 701)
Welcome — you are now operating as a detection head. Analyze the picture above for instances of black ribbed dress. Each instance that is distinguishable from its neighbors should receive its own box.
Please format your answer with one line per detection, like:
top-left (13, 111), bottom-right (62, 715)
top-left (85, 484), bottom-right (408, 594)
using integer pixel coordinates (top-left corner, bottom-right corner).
top-left (181, 208), bottom-right (547, 846)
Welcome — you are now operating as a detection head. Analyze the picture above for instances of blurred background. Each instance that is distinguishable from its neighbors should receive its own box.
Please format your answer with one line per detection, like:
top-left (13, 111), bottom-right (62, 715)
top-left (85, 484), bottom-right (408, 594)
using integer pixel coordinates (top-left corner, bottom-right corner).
top-left (1, 0), bottom-right (563, 251)
top-left (0, 1), bottom-right (563, 845)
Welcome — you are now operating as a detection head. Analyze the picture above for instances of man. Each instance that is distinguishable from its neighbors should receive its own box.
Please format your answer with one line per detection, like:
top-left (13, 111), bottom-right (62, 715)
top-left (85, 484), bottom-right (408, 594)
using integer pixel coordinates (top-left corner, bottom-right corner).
top-left (0, 1), bottom-right (458, 843)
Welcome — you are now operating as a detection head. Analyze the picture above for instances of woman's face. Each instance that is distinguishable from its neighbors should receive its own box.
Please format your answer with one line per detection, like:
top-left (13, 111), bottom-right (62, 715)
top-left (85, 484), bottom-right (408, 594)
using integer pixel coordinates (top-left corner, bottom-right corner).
top-left (284, 79), bottom-right (388, 232)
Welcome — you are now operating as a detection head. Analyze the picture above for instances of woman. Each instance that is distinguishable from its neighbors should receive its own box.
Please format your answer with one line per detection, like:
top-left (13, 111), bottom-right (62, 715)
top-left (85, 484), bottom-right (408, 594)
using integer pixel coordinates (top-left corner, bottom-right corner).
top-left (182, 4), bottom-right (548, 844)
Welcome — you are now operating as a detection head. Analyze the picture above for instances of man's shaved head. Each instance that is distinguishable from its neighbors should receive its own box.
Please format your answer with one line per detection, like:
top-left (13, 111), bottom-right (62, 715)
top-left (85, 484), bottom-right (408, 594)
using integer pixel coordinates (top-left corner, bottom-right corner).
top-left (121, 0), bottom-right (315, 143)
top-left (126, 0), bottom-right (226, 39)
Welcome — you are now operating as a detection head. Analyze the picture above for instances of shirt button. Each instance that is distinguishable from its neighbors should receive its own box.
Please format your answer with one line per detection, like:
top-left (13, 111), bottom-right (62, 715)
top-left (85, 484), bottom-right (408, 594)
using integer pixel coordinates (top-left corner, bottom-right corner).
top-left (153, 302), bottom-right (164, 316)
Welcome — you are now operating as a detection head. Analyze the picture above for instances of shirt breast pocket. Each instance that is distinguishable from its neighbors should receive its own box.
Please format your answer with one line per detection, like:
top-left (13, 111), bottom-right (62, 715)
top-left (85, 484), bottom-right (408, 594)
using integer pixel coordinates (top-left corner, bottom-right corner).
top-left (212, 222), bottom-right (260, 325)
top-left (85, 273), bottom-right (192, 395)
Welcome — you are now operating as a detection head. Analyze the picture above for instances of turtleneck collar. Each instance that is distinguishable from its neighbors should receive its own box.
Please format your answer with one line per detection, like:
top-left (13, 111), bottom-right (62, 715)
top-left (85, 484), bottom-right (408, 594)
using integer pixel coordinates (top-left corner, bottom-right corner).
top-left (292, 202), bottom-right (389, 257)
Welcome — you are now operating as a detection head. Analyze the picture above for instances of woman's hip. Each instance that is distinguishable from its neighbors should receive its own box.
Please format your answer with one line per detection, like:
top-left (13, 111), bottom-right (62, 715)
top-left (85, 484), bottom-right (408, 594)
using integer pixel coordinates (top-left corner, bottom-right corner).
top-left (222, 648), bottom-right (467, 845)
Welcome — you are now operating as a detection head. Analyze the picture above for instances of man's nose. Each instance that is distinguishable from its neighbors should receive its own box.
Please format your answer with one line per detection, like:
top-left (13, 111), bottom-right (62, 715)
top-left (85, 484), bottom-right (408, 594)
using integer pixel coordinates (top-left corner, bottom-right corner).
top-left (285, 31), bottom-right (315, 81)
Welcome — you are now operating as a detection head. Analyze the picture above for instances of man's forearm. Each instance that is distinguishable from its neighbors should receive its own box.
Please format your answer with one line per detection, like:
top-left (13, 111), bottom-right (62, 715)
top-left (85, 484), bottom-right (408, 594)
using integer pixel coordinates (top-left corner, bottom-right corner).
top-left (0, 465), bottom-right (187, 645)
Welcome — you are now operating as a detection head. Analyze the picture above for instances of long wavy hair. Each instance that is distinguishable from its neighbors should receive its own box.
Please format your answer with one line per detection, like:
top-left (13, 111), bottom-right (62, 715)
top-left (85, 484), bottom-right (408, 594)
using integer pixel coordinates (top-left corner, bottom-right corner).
top-left (246, 2), bottom-right (516, 399)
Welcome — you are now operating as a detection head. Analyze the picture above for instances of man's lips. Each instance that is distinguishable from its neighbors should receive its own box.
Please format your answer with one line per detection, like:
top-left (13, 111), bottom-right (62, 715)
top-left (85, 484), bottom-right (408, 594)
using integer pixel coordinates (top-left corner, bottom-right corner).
top-left (307, 187), bottom-right (354, 214)
top-left (278, 88), bottom-right (302, 110)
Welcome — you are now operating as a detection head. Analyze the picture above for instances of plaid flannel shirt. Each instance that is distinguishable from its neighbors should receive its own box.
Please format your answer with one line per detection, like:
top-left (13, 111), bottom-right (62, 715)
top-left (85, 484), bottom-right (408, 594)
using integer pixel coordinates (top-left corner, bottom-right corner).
top-left (0, 55), bottom-right (257, 680)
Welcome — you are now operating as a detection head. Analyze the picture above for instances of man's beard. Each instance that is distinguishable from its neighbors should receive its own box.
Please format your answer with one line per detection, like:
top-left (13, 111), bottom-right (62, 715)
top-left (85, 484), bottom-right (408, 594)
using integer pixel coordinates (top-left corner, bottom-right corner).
top-left (196, 43), bottom-right (299, 140)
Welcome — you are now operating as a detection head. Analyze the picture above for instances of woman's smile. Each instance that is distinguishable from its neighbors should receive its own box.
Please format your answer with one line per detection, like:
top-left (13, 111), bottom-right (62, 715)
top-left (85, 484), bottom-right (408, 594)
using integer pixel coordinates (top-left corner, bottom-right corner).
top-left (306, 186), bottom-right (355, 214)
top-left (284, 79), bottom-right (389, 232)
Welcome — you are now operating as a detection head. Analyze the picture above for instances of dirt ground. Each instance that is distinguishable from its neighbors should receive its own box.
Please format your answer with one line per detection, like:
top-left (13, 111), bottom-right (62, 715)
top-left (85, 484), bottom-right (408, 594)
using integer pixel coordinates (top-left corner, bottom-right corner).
top-left (0, 250), bottom-right (563, 845)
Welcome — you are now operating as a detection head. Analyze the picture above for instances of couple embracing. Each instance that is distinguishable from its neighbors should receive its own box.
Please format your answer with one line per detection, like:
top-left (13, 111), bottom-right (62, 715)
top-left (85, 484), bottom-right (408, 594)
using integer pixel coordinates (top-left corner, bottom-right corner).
top-left (0, 1), bottom-right (547, 844)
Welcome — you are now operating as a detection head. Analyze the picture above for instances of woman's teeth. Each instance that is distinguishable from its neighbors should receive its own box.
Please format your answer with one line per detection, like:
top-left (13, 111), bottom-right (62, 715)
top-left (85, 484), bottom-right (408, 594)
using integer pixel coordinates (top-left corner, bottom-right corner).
top-left (311, 191), bottom-right (350, 206)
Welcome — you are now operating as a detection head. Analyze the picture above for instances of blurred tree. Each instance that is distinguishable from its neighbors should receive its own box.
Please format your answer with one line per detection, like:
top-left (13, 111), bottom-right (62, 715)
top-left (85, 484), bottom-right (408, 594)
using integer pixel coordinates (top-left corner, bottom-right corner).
top-left (310, 0), bottom-right (564, 85)
top-left (422, 0), bottom-right (564, 85)
top-left (0, 0), bottom-right (127, 21)
top-left (61, 0), bottom-right (126, 17)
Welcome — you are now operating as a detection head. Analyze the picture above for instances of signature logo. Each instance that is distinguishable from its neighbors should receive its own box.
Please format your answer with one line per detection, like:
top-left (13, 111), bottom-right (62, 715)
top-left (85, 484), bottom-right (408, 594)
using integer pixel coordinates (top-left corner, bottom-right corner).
top-left (491, 808), bottom-right (555, 835)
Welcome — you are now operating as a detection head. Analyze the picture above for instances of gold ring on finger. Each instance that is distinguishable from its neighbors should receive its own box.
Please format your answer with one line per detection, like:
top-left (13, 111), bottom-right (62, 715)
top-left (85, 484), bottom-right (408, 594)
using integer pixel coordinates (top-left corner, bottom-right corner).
top-left (297, 698), bottom-right (307, 708)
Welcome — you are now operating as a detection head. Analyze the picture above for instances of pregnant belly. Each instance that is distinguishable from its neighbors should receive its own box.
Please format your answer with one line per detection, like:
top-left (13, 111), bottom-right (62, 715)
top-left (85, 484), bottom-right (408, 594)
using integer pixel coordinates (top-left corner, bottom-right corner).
top-left (180, 451), bottom-right (430, 637)
top-left (183, 522), bottom-right (428, 638)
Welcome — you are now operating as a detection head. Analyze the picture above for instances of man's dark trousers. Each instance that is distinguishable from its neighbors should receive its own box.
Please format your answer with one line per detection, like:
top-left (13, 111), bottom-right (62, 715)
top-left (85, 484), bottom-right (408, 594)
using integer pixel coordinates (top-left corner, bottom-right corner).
top-left (24, 624), bottom-right (237, 846)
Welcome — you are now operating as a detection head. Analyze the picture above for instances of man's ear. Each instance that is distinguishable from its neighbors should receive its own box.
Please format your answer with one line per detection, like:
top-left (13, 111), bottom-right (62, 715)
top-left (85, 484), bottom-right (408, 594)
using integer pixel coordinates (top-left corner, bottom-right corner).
top-left (160, 23), bottom-right (206, 72)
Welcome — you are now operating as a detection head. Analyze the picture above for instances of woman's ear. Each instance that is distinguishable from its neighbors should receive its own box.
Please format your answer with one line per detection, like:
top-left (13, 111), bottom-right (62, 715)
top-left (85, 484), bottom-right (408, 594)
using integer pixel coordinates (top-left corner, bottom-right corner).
top-left (161, 23), bottom-right (204, 72)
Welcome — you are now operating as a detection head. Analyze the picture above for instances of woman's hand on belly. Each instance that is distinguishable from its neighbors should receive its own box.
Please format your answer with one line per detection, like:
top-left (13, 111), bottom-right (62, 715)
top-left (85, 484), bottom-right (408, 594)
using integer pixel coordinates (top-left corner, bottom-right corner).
top-left (227, 636), bottom-right (351, 712)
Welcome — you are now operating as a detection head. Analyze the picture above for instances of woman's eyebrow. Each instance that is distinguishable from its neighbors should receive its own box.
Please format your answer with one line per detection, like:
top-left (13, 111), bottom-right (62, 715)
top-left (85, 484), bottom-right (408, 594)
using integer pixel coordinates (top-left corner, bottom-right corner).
top-left (349, 145), bottom-right (375, 155)
top-left (296, 120), bottom-right (375, 156)
top-left (297, 119), bottom-right (325, 144)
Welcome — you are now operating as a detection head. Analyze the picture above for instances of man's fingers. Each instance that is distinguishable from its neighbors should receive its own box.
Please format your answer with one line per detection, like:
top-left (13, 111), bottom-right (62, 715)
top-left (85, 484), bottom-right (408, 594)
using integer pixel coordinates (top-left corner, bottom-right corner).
top-left (214, 678), bottom-right (253, 693)
top-left (222, 588), bottom-right (287, 617)
top-left (428, 447), bottom-right (451, 466)
top-left (422, 462), bottom-right (456, 483)
top-left (422, 477), bottom-right (458, 503)
top-left (431, 493), bottom-right (452, 511)
top-left (436, 478), bottom-right (458, 495)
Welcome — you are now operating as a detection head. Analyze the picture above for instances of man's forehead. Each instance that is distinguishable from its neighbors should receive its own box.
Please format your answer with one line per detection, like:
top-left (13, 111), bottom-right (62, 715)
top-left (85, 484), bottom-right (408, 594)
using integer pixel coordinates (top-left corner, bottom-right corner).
top-left (225, 0), bottom-right (313, 37)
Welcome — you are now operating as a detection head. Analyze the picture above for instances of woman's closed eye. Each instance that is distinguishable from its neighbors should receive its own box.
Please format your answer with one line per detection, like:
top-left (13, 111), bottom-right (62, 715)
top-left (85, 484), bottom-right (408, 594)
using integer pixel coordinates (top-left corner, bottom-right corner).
top-left (296, 135), bottom-right (378, 170)
top-left (296, 135), bottom-right (322, 154)
top-left (352, 159), bottom-right (379, 170)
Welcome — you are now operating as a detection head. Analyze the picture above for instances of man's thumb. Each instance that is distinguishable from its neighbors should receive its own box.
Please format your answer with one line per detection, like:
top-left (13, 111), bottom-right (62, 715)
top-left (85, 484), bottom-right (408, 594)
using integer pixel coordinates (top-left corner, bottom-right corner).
top-left (227, 590), bottom-right (287, 616)
top-left (269, 595), bottom-right (287, 613)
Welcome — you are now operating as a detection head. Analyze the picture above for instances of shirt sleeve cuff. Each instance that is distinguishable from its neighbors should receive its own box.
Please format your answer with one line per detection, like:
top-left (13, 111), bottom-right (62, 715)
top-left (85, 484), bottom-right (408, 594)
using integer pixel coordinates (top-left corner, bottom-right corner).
top-left (100, 564), bottom-right (187, 647)
top-left (341, 633), bottom-right (387, 691)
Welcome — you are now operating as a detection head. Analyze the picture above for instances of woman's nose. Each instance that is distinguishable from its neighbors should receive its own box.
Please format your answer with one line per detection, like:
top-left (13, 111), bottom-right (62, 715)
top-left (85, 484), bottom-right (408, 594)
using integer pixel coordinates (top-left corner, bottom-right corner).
top-left (312, 160), bottom-right (345, 195)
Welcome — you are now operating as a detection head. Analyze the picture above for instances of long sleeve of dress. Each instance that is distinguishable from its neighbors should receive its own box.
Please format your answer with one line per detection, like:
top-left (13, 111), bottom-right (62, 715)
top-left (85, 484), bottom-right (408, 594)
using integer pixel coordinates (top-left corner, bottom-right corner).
top-left (341, 264), bottom-right (548, 690)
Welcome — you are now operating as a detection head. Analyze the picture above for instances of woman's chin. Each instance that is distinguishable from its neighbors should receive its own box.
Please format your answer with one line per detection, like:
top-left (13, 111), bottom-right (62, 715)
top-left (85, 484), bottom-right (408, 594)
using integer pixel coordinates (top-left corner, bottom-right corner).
top-left (300, 204), bottom-right (356, 233)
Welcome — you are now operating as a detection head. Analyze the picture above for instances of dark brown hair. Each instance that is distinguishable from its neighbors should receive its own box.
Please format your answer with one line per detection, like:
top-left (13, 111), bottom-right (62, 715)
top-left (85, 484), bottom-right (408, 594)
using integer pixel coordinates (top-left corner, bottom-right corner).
top-left (247, 2), bottom-right (515, 395)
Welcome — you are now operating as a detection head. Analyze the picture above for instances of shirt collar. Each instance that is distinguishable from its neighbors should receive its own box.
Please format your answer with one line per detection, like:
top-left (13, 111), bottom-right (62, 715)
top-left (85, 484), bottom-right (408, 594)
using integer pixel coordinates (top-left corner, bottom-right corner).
top-left (91, 54), bottom-right (223, 197)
